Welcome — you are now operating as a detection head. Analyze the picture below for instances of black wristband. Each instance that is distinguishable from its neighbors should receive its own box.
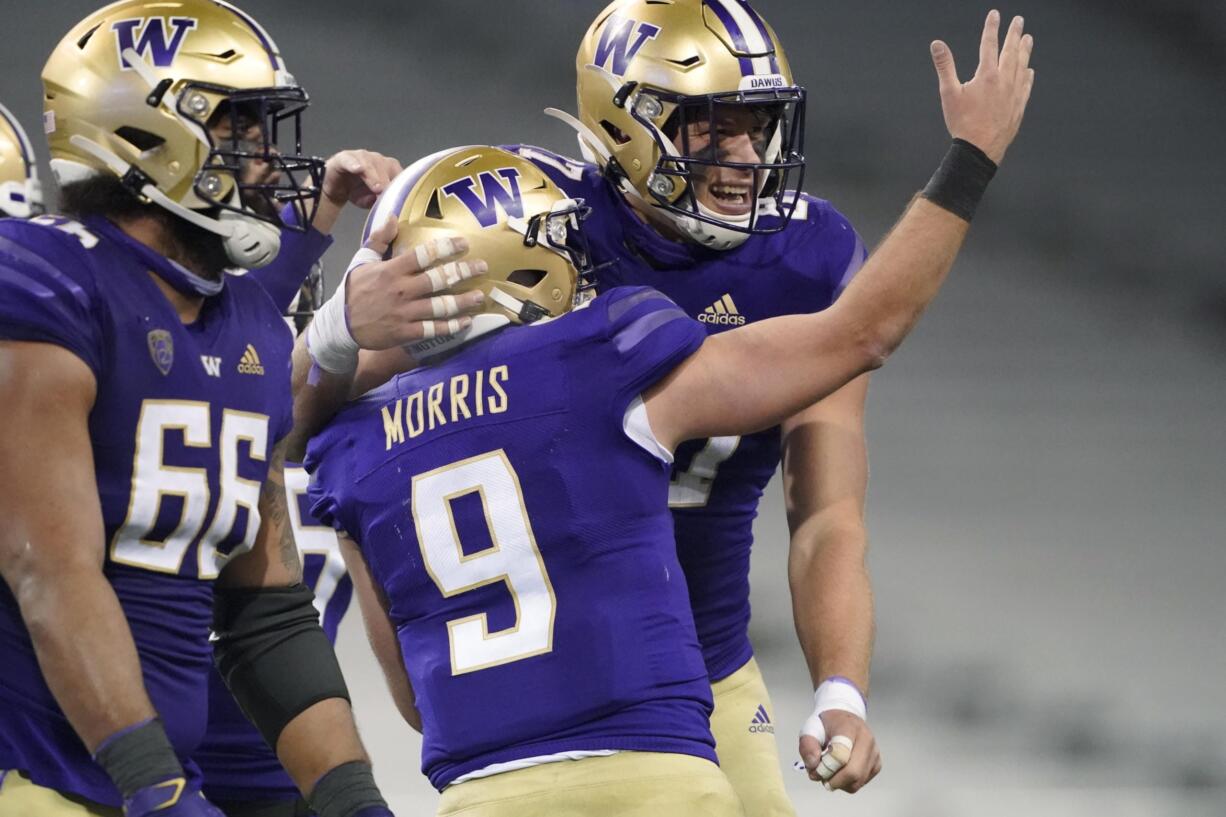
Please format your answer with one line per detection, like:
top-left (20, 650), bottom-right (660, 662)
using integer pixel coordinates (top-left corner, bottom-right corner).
top-left (308, 761), bottom-right (388, 817)
top-left (92, 718), bottom-right (184, 799)
top-left (920, 138), bottom-right (998, 222)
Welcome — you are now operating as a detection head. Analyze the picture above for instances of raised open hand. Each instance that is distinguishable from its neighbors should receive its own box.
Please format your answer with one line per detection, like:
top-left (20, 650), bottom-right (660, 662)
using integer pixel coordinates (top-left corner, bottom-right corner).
top-left (931, 10), bottom-right (1035, 163)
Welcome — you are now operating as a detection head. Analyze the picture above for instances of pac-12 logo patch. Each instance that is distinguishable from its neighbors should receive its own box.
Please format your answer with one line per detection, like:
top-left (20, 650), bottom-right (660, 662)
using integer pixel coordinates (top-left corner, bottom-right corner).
top-left (441, 168), bottom-right (524, 228)
top-left (147, 329), bottom-right (174, 375)
top-left (594, 14), bottom-right (660, 76)
top-left (112, 17), bottom-right (198, 71)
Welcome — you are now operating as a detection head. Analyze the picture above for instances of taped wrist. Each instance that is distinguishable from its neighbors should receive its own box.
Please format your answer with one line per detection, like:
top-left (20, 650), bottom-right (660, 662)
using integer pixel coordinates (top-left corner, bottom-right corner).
top-left (306, 274), bottom-right (358, 374)
top-left (308, 761), bottom-right (388, 817)
top-left (920, 138), bottom-right (998, 222)
top-left (814, 675), bottom-right (868, 720)
top-left (92, 718), bottom-right (184, 798)
top-left (213, 584), bottom-right (350, 748)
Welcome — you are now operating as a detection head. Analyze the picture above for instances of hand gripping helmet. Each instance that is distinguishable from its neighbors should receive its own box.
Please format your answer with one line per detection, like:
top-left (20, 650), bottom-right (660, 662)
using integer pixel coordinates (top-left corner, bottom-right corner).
top-left (41, 0), bottom-right (325, 268)
top-left (555, 0), bottom-right (805, 250)
top-left (0, 103), bottom-right (44, 219)
top-left (363, 145), bottom-right (597, 361)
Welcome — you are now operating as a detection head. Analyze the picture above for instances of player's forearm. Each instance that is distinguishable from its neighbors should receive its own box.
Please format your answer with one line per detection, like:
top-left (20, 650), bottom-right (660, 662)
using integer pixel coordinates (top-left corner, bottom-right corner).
top-left (788, 527), bottom-right (875, 694)
top-left (828, 195), bottom-right (969, 368)
top-left (9, 566), bottom-right (157, 751)
top-left (288, 333), bottom-right (356, 463)
top-left (276, 698), bottom-right (371, 795)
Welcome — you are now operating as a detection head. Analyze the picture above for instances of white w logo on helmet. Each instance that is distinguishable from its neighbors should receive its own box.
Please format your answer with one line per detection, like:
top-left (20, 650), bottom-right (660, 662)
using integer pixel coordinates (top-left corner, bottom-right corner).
top-left (111, 17), bottom-right (198, 71)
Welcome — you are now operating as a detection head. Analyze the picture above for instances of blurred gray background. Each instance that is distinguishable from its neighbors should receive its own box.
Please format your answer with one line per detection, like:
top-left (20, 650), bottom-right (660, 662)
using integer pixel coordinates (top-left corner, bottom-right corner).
top-left (3, 1), bottom-right (1225, 814)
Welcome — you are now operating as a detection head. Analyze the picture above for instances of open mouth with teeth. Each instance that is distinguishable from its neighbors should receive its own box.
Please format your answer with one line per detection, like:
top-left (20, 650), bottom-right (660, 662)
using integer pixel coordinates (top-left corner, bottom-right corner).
top-left (700, 180), bottom-right (754, 216)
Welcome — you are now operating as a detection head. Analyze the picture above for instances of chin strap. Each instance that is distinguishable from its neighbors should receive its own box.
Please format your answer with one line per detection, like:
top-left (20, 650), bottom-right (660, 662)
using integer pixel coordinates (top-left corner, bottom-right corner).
top-left (66, 134), bottom-right (281, 269)
top-left (548, 81), bottom-right (751, 252)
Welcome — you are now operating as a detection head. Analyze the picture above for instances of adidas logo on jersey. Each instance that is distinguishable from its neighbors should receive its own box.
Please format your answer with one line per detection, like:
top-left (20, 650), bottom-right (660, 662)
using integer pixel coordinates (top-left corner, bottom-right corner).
top-left (748, 704), bottom-right (775, 734)
top-left (237, 344), bottom-right (264, 376)
top-left (699, 294), bottom-right (746, 325)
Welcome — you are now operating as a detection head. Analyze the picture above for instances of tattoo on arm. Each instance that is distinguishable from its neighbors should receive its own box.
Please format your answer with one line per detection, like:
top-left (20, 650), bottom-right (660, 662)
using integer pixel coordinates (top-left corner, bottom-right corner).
top-left (260, 443), bottom-right (303, 582)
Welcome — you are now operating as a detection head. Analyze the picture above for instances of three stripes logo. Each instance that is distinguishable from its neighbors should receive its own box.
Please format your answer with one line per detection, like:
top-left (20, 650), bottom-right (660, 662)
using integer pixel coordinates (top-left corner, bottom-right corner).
top-left (699, 293), bottom-right (746, 326)
top-left (237, 344), bottom-right (265, 376)
top-left (748, 704), bottom-right (775, 734)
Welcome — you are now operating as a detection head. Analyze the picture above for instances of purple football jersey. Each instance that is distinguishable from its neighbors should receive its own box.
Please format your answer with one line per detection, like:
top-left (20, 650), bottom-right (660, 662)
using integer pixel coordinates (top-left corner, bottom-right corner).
top-left (196, 464), bottom-right (351, 803)
top-left (244, 204), bottom-right (333, 312)
top-left (508, 146), bottom-right (866, 681)
top-left (307, 287), bottom-right (713, 790)
top-left (0, 215), bottom-right (294, 806)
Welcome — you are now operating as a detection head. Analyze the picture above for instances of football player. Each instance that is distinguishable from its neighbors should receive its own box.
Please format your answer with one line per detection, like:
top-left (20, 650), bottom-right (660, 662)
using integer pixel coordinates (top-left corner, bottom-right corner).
top-left (498, 2), bottom-right (1033, 807)
top-left (296, 14), bottom-right (1031, 811)
top-left (0, 2), bottom-right (462, 816)
top-left (0, 102), bottom-right (44, 220)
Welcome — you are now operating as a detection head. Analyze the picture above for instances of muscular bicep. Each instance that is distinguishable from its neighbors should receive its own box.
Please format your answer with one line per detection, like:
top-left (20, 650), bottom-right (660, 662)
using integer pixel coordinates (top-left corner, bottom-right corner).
top-left (644, 309), bottom-right (871, 452)
top-left (218, 437), bottom-right (302, 589)
top-left (0, 341), bottom-right (103, 581)
top-left (339, 534), bottom-right (420, 731)
top-left (780, 374), bottom-right (870, 540)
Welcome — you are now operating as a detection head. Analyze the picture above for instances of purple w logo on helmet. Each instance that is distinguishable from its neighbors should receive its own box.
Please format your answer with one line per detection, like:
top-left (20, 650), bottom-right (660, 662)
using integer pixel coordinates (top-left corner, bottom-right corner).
top-left (593, 14), bottom-right (661, 77)
top-left (441, 168), bottom-right (524, 228)
top-left (111, 17), bottom-right (198, 70)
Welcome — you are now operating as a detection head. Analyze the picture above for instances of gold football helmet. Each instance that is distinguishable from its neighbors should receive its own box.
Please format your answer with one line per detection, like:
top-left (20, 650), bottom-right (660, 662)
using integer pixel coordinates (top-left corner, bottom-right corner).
top-left (552, 0), bottom-right (805, 250)
top-left (42, 0), bottom-right (325, 267)
top-left (0, 103), bottom-right (44, 219)
top-left (365, 145), bottom-right (597, 360)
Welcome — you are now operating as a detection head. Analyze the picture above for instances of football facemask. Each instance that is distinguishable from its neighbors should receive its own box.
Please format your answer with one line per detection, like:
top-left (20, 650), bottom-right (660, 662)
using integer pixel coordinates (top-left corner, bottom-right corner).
top-left (42, 0), bottom-right (325, 268)
top-left (561, 0), bottom-right (806, 250)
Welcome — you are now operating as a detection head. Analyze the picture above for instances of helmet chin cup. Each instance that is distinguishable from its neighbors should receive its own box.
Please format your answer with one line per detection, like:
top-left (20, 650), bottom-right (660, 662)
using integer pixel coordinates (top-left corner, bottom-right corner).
top-left (672, 209), bottom-right (750, 250)
top-left (218, 209), bottom-right (282, 269)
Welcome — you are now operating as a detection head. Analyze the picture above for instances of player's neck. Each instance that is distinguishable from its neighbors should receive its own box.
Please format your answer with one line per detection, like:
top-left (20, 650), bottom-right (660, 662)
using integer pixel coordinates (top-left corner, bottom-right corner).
top-left (117, 216), bottom-right (206, 323)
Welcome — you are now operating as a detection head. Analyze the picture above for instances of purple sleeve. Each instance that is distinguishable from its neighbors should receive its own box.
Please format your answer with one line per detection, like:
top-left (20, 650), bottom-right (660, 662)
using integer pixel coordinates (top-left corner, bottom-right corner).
top-left (246, 204), bottom-right (333, 311)
top-left (304, 424), bottom-right (353, 536)
top-left (599, 286), bottom-right (707, 414)
top-left (0, 231), bottom-right (104, 377)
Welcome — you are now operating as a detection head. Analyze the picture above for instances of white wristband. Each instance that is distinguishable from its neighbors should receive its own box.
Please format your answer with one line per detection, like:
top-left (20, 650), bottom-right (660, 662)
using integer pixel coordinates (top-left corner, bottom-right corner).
top-left (305, 274), bottom-right (359, 375)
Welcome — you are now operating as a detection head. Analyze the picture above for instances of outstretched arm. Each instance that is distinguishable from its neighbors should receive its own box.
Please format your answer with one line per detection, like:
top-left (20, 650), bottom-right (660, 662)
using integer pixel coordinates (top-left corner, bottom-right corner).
top-left (646, 11), bottom-right (1035, 451)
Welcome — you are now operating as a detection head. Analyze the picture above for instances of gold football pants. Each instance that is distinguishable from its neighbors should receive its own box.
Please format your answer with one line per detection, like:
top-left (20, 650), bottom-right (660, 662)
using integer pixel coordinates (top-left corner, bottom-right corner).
top-left (709, 658), bottom-right (798, 817)
top-left (0, 771), bottom-right (120, 817)
top-left (436, 751), bottom-right (744, 817)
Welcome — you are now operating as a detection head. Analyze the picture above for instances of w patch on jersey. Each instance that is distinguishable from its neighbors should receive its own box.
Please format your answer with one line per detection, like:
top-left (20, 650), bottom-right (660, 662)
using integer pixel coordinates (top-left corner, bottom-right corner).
top-left (147, 329), bottom-right (174, 375)
top-left (594, 14), bottom-right (660, 76)
top-left (748, 704), bottom-right (775, 734)
top-left (112, 17), bottom-right (198, 70)
top-left (441, 168), bottom-right (523, 228)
